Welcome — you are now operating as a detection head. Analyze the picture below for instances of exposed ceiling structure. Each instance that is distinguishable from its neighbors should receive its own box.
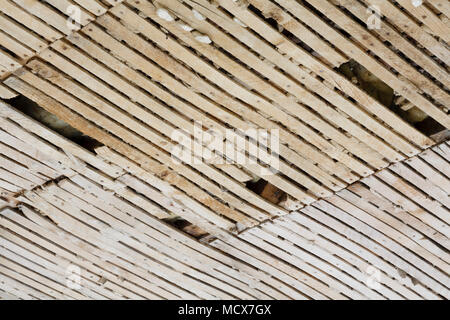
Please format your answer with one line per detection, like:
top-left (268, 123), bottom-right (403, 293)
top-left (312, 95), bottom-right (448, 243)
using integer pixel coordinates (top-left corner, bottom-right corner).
top-left (0, 0), bottom-right (449, 299)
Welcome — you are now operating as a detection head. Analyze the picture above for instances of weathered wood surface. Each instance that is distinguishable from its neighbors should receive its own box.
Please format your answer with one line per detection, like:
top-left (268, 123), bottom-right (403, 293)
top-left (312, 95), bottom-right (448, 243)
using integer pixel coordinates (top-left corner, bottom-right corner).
top-left (0, 102), bottom-right (448, 299)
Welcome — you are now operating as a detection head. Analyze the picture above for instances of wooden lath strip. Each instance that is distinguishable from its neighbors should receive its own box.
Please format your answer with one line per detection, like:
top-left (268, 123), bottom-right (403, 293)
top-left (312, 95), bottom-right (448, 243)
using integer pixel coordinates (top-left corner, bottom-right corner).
top-left (0, 177), bottom-right (22, 193)
top-left (0, 150), bottom-right (51, 184)
top-left (0, 84), bottom-right (17, 99)
top-left (0, 134), bottom-right (60, 180)
top-left (0, 50), bottom-right (21, 72)
top-left (0, 197), bottom-right (8, 210)
top-left (304, 203), bottom-right (447, 298)
top-left (11, 61), bottom-right (281, 220)
top-left (409, 154), bottom-right (450, 191)
top-left (42, 0), bottom-right (96, 26)
top-left (0, 167), bottom-right (38, 190)
top-left (72, 0), bottom-right (108, 16)
top-left (388, 161), bottom-right (450, 213)
top-left (419, 149), bottom-right (450, 179)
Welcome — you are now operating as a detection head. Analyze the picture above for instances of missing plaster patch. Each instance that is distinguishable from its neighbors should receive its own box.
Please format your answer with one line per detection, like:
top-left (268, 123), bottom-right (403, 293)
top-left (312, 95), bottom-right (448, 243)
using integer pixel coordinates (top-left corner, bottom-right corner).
top-left (245, 178), bottom-right (286, 204)
top-left (5, 95), bottom-right (102, 152)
